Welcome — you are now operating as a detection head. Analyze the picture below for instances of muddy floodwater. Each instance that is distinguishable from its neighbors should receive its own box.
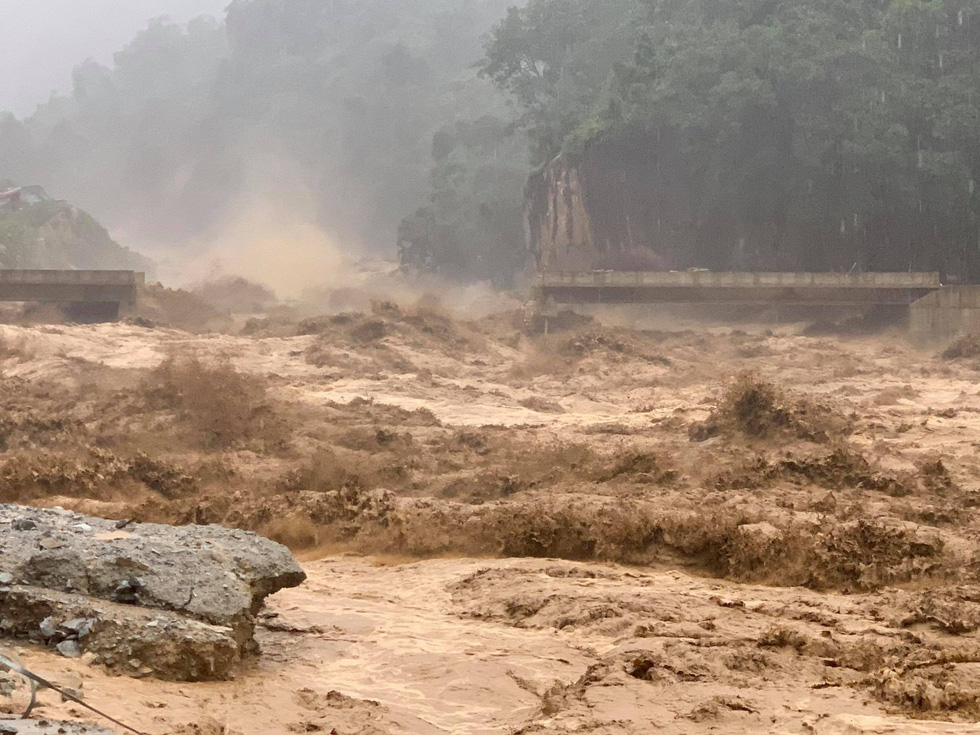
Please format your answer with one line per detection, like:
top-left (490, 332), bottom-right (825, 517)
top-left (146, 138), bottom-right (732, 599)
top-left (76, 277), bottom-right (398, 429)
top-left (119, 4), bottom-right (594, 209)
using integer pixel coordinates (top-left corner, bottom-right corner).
top-left (2, 307), bottom-right (980, 734)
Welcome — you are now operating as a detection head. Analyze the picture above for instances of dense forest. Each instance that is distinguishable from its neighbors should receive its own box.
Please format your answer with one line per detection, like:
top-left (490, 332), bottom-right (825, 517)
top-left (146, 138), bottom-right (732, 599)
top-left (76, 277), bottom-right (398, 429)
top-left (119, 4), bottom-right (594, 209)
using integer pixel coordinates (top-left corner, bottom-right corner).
top-left (3, 0), bottom-right (980, 282)
top-left (509, 0), bottom-right (980, 279)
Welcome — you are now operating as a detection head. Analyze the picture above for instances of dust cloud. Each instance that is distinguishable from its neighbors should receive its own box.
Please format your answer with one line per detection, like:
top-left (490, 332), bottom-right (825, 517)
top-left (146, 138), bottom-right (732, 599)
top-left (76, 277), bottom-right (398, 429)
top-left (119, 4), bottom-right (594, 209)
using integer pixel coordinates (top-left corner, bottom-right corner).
top-left (145, 201), bottom-right (346, 299)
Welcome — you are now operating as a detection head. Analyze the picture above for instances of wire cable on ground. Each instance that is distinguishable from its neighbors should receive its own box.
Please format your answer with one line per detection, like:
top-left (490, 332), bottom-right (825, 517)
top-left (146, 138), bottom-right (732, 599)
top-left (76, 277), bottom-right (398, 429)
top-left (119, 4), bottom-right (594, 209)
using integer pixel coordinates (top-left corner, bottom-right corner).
top-left (0, 653), bottom-right (148, 735)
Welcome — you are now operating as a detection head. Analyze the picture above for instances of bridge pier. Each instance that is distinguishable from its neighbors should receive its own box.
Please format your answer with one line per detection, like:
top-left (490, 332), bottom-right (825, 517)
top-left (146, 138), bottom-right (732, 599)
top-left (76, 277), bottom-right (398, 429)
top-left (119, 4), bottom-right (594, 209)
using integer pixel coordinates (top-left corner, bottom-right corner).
top-left (63, 301), bottom-right (123, 323)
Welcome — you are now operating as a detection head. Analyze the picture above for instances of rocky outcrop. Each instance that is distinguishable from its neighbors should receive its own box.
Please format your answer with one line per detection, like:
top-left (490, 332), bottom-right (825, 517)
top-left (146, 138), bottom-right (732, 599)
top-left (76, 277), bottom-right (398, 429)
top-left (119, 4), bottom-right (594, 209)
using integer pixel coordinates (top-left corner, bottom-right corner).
top-left (525, 136), bottom-right (685, 274)
top-left (0, 505), bottom-right (305, 681)
top-left (525, 159), bottom-right (596, 273)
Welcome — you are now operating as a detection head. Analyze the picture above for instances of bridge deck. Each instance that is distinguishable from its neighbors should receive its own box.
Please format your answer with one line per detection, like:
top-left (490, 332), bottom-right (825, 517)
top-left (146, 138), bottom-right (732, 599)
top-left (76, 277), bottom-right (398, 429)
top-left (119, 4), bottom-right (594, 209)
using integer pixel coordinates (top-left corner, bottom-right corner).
top-left (0, 270), bottom-right (144, 304)
top-left (535, 271), bottom-right (942, 306)
top-left (0, 270), bottom-right (144, 321)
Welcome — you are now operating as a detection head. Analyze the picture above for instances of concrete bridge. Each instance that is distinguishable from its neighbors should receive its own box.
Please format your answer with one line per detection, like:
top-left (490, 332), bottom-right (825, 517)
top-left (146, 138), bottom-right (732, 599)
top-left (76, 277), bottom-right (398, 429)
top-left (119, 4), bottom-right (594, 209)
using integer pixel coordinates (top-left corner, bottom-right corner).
top-left (533, 270), bottom-right (980, 340)
top-left (0, 270), bottom-right (144, 321)
top-left (534, 270), bottom-right (943, 307)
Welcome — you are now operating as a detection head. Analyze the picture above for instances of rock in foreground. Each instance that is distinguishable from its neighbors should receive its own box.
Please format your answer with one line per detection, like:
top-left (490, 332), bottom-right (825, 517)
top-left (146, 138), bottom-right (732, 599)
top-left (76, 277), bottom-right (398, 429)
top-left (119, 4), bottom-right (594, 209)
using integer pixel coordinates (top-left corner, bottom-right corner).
top-left (0, 505), bottom-right (305, 681)
top-left (0, 718), bottom-right (116, 734)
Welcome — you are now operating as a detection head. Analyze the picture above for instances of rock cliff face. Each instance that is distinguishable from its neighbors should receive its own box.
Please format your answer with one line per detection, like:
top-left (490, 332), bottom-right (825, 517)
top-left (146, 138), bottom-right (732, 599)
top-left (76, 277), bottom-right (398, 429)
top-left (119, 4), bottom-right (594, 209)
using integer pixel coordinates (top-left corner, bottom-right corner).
top-left (525, 135), bottom-right (690, 274)
top-left (525, 158), bottom-right (595, 273)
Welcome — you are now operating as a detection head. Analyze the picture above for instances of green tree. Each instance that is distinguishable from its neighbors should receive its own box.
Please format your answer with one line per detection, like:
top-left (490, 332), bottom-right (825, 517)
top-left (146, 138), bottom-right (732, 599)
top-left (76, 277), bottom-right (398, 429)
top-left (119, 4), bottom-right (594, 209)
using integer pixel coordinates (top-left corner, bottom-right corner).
top-left (480, 0), bottom-right (645, 163)
top-left (398, 115), bottom-right (528, 284)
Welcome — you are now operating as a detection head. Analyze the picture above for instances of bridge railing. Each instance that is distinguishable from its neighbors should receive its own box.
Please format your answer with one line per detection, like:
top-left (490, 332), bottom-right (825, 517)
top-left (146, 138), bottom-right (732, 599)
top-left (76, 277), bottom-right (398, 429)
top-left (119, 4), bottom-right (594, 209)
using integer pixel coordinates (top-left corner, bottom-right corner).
top-left (536, 271), bottom-right (942, 289)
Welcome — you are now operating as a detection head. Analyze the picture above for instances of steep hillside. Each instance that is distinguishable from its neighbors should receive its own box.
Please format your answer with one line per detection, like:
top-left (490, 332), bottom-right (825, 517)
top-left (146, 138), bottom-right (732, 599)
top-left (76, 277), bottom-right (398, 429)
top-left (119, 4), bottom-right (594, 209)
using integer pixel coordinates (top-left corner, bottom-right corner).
top-left (0, 183), bottom-right (151, 271)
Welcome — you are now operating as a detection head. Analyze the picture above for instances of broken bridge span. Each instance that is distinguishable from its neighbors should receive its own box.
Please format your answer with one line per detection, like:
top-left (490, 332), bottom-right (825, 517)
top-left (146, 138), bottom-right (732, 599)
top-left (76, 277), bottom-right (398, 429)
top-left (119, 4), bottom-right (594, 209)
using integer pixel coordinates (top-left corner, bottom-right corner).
top-left (534, 270), bottom-right (943, 307)
top-left (533, 270), bottom-right (980, 340)
top-left (0, 269), bottom-right (144, 321)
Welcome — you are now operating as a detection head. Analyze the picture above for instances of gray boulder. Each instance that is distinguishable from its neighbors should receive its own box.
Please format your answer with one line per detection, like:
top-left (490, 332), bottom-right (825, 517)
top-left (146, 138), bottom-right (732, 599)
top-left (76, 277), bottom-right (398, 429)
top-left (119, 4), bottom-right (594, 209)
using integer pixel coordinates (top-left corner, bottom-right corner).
top-left (0, 505), bottom-right (305, 681)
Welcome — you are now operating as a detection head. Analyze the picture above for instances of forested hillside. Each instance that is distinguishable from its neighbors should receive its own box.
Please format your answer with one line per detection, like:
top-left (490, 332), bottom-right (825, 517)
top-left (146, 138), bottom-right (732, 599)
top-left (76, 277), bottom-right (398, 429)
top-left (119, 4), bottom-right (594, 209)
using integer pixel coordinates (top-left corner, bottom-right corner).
top-left (485, 0), bottom-right (980, 279)
top-left (0, 0), bottom-right (521, 279)
top-left (4, 0), bottom-right (980, 282)
top-left (0, 182), bottom-right (152, 271)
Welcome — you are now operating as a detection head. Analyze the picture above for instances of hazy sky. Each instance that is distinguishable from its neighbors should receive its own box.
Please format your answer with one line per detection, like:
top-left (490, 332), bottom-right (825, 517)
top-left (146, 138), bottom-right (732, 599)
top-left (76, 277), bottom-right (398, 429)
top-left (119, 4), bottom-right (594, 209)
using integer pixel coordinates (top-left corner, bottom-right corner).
top-left (0, 0), bottom-right (229, 116)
